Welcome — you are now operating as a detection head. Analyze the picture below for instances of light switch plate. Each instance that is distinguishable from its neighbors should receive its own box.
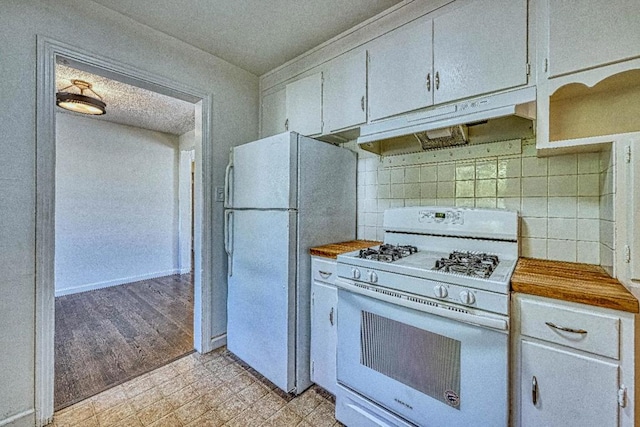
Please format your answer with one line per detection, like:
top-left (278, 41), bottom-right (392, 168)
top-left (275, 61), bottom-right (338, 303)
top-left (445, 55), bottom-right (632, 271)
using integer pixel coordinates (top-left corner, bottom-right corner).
top-left (215, 186), bottom-right (225, 202)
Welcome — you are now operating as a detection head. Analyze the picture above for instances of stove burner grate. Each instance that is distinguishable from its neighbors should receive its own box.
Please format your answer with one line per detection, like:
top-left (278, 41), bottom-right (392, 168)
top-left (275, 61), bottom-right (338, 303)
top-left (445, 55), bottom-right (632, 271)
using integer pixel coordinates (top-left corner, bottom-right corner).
top-left (358, 244), bottom-right (418, 262)
top-left (433, 251), bottom-right (500, 278)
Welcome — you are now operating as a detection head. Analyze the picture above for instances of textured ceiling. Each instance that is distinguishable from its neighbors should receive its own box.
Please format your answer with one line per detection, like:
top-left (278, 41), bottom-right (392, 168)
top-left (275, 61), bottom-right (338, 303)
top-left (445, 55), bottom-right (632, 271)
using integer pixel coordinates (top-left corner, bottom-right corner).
top-left (56, 64), bottom-right (195, 136)
top-left (88, 0), bottom-right (403, 75)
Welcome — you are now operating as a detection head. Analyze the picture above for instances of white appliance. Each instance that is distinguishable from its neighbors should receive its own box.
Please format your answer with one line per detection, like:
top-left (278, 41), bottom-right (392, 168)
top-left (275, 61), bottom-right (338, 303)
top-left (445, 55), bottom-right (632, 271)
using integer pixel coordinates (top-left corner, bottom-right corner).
top-left (224, 131), bottom-right (356, 394)
top-left (334, 206), bottom-right (518, 427)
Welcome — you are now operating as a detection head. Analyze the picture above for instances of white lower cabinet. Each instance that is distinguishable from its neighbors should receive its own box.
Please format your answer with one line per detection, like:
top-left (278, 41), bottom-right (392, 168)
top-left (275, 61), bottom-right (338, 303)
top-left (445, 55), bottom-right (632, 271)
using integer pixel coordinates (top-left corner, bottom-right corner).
top-left (520, 340), bottom-right (619, 427)
top-left (310, 256), bottom-right (338, 395)
top-left (513, 294), bottom-right (636, 427)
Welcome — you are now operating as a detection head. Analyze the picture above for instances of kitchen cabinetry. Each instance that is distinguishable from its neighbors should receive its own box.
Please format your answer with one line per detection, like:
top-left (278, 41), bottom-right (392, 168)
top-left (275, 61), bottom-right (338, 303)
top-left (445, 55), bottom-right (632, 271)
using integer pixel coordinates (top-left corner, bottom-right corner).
top-left (520, 340), bottom-right (619, 427)
top-left (546, 0), bottom-right (640, 78)
top-left (367, 16), bottom-right (433, 122)
top-left (323, 51), bottom-right (367, 133)
top-left (260, 87), bottom-right (286, 138)
top-left (432, 0), bottom-right (527, 105)
top-left (285, 72), bottom-right (323, 136)
top-left (310, 256), bottom-right (338, 395)
top-left (367, 0), bottom-right (527, 122)
top-left (618, 140), bottom-right (640, 283)
top-left (513, 294), bottom-right (636, 427)
top-left (535, 0), bottom-right (640, 154)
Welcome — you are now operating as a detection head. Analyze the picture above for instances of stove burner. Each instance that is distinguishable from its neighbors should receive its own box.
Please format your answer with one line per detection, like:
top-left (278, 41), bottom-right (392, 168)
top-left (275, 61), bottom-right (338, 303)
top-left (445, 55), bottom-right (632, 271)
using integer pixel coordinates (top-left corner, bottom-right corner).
top-left (359, 244), bottom-right (418, 263)
top-left (433, 251), bottom-right (499, 278)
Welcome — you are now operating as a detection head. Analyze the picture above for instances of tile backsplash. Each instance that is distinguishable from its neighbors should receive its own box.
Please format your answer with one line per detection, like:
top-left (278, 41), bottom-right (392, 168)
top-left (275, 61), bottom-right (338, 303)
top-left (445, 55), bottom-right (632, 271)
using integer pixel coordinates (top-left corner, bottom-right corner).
top-left (348, 139), bottom-right (614, 266)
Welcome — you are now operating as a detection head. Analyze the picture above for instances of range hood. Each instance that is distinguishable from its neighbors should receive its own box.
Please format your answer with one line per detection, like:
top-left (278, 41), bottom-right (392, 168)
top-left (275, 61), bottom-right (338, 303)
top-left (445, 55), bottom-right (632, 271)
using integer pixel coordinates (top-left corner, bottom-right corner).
top-left (358, 86), bottom-right (536, 156)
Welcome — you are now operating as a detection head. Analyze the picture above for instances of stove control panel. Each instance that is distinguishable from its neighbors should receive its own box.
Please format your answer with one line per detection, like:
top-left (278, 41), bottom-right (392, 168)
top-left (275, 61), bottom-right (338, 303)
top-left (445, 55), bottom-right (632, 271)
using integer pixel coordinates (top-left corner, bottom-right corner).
top-left (433, 284), bottom-right (448, 299)
top-left (459, 290), bottom-right (476, 305)
top-left (418, 209), bottom-right (464, 225)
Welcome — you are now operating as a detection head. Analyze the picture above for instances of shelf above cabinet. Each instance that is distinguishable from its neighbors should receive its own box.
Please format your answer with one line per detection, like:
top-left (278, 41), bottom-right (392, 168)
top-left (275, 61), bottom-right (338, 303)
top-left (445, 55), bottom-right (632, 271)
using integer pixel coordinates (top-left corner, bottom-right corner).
top-left (537, 61), bottom-right (640, 155)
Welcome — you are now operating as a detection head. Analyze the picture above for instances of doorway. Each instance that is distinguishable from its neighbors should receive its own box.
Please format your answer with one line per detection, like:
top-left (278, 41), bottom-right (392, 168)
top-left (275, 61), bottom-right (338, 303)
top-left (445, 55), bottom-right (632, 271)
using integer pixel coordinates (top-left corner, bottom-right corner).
top-left (36, 37), bottom-right (215, 425)
top-left (53, 60), bottom-right (198, 409)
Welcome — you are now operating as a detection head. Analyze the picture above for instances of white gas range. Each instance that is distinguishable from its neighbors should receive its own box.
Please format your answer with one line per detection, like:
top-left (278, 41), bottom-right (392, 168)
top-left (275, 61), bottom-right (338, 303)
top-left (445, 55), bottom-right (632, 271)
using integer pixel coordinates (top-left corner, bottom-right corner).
top-left (334, 206), bottom-right (518, 427)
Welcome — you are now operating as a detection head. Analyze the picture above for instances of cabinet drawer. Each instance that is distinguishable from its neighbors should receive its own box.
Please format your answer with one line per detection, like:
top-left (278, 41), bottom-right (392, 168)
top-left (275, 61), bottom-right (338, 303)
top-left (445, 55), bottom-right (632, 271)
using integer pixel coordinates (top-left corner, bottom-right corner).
top-left (312, 257), bottom-right (337, 284)
top-left (519, 298), bottom-right (620, 359)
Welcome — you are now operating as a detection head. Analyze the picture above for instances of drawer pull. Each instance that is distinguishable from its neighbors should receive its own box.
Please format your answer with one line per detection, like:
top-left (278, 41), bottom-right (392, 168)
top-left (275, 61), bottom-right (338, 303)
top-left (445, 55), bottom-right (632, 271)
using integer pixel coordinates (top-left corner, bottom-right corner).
top-left (545, 321), bottom-right (588, 335)
top-left (329, 307), bottom-right (334, 326)
top-left (318, 271), bottom-right (332, 279)
top-left (532, 376), bottom-right (538, 405)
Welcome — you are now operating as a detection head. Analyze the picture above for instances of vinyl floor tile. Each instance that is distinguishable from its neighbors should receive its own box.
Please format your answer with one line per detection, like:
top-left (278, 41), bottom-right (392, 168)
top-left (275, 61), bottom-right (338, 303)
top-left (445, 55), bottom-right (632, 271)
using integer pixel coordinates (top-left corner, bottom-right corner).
top-left (49, 349), bottom-right (342, 427)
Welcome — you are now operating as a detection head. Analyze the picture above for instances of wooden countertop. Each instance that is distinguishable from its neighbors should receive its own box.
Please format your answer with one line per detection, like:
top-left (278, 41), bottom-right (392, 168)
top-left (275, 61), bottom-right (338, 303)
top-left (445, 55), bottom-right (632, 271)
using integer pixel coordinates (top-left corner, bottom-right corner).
top-left (512, 258), bottom-right (639, 313)
top-left (310, 240), bottom-right (381, 259)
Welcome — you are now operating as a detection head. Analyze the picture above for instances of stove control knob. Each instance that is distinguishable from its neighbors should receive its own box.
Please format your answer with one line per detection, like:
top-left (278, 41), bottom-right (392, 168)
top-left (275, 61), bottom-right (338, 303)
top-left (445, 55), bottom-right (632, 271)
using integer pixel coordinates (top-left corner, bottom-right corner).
top-left (368, 271), bottom-right (378, 283)
top-left (459, 290), bottom-right (476, 305)
top-left (433, 285), bottom-right (448, 299)
top-left (352, 268), bottom-right (361, 280)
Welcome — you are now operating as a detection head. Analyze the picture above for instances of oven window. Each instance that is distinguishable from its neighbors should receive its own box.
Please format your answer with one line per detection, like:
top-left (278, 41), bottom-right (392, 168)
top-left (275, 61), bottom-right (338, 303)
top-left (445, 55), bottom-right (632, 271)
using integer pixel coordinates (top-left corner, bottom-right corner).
top-left (360, 311), bottom-right (461, 408)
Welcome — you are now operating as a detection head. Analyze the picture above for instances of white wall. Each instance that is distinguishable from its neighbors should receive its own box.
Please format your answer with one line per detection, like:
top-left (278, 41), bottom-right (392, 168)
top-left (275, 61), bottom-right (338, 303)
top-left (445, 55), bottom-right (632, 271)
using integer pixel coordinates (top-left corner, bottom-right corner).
top-left (351, 139), bottom-right (614, 266)
top-left (0, 1), bottom-right (258, 424)
top-left (55, 113), bottom-right (181, 296)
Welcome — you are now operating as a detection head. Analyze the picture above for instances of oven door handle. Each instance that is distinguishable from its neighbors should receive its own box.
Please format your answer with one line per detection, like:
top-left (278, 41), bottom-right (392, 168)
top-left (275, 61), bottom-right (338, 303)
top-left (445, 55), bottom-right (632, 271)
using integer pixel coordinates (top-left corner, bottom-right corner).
top-left (335, 278), bottom-right (508, 331)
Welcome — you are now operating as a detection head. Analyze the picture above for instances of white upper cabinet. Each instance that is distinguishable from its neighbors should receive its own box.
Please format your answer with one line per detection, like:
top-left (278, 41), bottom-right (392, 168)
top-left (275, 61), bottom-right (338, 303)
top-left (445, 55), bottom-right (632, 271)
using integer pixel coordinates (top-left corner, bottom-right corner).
top-left (368, 17), bottom-right (434, 122)
top-left (286, 72), bottom-right (323, 136)
top-left (323, 51), bottom-right (368, 133)
top-left (260, 87), bottom-right (286, 138)
top-left (433, 0), bottom-right (528, 105)
top-left (367, 0), bottom-right (527, 122)
top-left (547, 0), bottom-right (640, 78)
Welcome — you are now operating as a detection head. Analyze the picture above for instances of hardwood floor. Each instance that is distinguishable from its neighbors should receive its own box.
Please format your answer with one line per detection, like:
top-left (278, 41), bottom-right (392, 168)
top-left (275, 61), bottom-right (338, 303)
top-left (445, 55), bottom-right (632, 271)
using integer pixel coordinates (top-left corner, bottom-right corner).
top-left (54, 274), bottom-right (194, 410)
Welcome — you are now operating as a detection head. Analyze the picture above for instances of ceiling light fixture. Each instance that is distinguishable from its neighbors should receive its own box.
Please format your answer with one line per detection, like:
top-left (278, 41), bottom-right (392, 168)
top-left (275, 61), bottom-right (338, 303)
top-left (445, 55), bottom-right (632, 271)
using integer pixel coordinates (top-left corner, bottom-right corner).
top-left (56, 79), bottom-right (106, 115)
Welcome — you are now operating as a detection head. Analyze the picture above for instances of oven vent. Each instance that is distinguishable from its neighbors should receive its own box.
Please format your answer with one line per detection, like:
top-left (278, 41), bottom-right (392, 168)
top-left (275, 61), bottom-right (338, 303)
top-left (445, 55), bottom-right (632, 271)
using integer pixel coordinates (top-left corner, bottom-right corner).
top-left (406, 295), bottom-right (438, 307)
top-left (445, 306), bottom-right (470, 314)
top-left (373, 288), bottom-right (402, 298)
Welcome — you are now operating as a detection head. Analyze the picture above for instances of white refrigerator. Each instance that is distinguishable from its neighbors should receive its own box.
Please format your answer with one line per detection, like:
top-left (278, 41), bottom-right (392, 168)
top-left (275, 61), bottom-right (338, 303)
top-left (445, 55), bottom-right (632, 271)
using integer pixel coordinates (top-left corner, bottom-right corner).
top-left (224, 131), bottom-right (356, 394)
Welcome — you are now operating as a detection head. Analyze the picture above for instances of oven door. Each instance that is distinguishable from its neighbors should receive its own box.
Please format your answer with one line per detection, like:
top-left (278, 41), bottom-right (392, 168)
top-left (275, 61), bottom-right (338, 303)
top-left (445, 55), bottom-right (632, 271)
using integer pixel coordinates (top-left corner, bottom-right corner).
top-left (337, 289), bottom-right (508, 427)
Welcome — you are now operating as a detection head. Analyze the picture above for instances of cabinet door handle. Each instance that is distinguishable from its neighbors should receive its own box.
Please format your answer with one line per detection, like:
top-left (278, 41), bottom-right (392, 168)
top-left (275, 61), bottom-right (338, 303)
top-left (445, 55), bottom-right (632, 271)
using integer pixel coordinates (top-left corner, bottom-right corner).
top-left (435, 71), bottom-right (440, 90)
top-left (284, 118), bottom-right (289, 131)
top-left (426, 73), bottom-right (431, 91)
top-left (360, 95), bottom-right (365, 112)
top-left (545, 321), bottom-right (588, 335)
top-left (329, 307), bottom-right (334, 326)
top-left (532, 376), bottom-right (538, 405)
top-left (318, 271), bottom-right (332, 279)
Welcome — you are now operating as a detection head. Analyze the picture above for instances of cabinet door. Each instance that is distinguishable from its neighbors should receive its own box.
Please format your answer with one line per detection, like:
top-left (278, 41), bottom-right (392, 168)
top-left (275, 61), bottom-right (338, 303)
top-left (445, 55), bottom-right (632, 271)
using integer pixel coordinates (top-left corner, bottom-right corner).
top-left (626, 142), bottom-right (640, 281)
top-left (548, 0), bottom-right (640, 78)
top-left (520, 340), bottom-right (619, 427)
top-left (261, 88), bottom-right (286, 138)
top-left (368, 17), bottom-right (433, 122)
top-left (433, 0), bottom-right (528, 105)
top-left (286, 73), bottom-right (323, 136)
top-left (310, 281), bottom-right (338, 395)
top-left (323, 51), bottom-right (367, 133)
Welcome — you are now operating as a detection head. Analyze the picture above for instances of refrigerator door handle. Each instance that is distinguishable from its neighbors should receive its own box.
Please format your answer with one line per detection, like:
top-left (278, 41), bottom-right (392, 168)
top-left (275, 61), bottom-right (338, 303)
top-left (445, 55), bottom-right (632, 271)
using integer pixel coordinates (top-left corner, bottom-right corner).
top-left (224, 156), bottom-right (233, 209)
top-left (224, 210), bottom-right (234, 276)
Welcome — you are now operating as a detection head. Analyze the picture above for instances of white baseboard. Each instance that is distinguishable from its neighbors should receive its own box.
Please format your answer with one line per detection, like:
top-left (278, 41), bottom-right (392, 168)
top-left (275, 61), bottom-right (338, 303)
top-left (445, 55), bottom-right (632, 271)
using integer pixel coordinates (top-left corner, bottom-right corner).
top-left (178, 267), bottom-right (192, 274)
top-left (210, 333), bottom-right (227, 351)
top-left (0, 409), bottom-right (35, 427)
top-left (55, 269), bottom-right (183, 297)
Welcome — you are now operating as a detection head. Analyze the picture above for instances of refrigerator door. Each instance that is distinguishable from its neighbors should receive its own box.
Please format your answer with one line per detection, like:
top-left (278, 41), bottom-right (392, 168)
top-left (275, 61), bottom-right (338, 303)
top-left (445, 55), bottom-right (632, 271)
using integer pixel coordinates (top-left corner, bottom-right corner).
top-left (226, 209), bottom-right (297, 392)
top-left (230, 132), bottom-right (298, 209)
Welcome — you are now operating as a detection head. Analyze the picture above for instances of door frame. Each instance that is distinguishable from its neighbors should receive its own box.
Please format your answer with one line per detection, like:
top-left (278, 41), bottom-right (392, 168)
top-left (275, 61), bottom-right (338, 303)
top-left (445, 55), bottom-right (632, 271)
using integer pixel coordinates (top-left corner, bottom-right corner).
top-left (35, 36), bottom-right (215, 425)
